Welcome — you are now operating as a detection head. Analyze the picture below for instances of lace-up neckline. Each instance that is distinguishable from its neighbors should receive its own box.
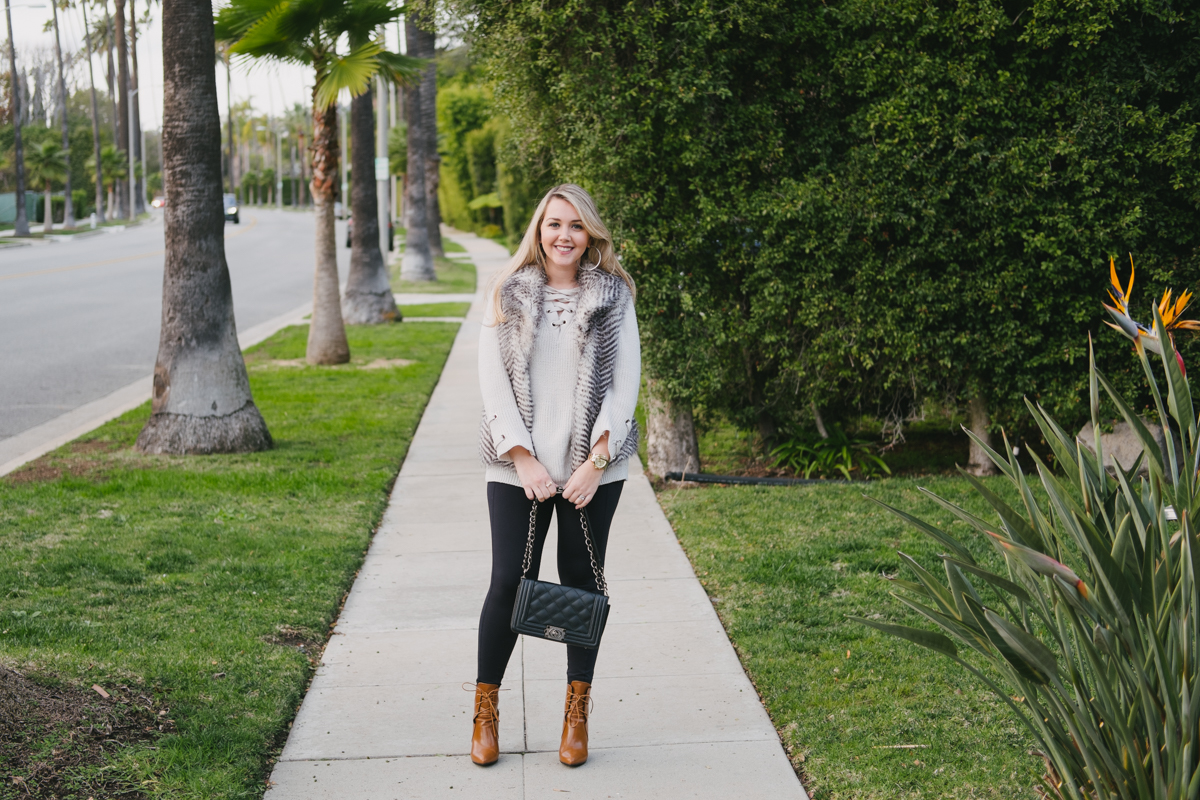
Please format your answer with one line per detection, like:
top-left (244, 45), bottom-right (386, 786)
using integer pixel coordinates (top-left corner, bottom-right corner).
top-left (544, 285), bottom-right (579, 328)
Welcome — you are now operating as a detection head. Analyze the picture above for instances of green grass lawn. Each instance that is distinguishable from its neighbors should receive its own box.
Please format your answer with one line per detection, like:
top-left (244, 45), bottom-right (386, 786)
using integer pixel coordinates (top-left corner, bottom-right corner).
top-left (400, 302), bottom-right (470, 318)
top-left (392, 255), bottom-right (476, 294)
top-left (658, 478), bottom-right (1043, 799)
top-left (0, 321), bottom-right (459, 799)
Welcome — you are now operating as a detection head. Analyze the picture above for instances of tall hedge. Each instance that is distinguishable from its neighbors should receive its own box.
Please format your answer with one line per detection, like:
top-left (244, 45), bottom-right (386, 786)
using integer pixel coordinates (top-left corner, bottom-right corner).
top-left (464, 0), bottom-right (1200, 441)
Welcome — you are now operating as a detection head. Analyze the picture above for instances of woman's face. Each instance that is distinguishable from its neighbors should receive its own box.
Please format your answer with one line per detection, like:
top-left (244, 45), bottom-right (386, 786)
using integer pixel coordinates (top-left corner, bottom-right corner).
top-left (540, 197), bottom-right (590, 271)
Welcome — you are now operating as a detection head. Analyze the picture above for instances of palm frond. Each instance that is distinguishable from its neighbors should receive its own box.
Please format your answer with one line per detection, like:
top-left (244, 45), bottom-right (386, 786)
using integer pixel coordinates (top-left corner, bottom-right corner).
top-left (226, 1), bottom-right (304, 61)
top-left (315, 40), bottom-right (383, 108)
top-left (214, 0), bottom-right (281, 42)
top-left (376, 49), bottom-right (425, 86)
top-left (338, 0), bottom-right (405, 47)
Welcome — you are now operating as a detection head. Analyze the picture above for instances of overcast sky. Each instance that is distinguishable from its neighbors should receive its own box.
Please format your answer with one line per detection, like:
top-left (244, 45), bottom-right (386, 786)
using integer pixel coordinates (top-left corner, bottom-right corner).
top-left (5, 1), bottom-right (411, 129)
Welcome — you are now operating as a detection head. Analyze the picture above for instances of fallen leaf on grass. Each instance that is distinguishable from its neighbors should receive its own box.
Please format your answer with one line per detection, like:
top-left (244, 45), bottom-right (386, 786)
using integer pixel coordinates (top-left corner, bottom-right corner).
top-left (91, 684), bottom-right (110, 699)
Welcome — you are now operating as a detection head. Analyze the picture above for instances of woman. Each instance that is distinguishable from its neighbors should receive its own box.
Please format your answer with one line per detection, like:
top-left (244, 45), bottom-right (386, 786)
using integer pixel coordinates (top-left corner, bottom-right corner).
top-left (470, 184), bottom-right (640, 767)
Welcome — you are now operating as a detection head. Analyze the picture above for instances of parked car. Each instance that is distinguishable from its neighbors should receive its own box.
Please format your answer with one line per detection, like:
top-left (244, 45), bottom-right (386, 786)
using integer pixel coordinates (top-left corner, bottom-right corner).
top-left (346, 217), bottom-right (394, 251)
top-left (223, 194), bottom-right (240, 224)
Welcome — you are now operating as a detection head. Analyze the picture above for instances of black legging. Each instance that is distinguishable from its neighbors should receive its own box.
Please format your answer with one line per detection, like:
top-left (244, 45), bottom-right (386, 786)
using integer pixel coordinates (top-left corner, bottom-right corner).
top-left (477, 480), bottom-right (624, 685)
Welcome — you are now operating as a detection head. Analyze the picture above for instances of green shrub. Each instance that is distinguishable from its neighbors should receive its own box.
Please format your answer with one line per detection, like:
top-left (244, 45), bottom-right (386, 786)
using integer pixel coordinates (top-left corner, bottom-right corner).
top-left (858, 319), bottom-right (1200, 797)
top-left (771, 425), bottom-right (890, 480)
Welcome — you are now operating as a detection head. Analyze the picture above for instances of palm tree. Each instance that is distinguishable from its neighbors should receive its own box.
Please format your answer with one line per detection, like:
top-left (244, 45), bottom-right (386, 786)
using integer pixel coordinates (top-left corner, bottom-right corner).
top-left (343, 80), bottom-right (400, 323)
top-left (88, 144), bottom-right (127, 220)
top-left (215, 0), bottom-right (421, 364)
top-left (25, 141), bottom-right (68, 233)
top-left (81, 0), bottom-right (107, 223)
top-left (4, 0), bottom-right (30, 236)
top-left (50, 0), bottom-right (74, 229)
top-left (401, 17), bottom-right (434, 281)
top-left (88, 1), bottom-right (121, 146)
top-left (114, 0), bottom-right (131, 218)
top-left (411, 14), bottom-right (441, 257)
top-left (135, 0), bottom-right (271, 455)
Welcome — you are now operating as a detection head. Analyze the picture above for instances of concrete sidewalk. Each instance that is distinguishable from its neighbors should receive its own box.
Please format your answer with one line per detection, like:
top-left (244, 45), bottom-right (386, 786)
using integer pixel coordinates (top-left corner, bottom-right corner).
top-left (264, 232), bottom-right (808, 799)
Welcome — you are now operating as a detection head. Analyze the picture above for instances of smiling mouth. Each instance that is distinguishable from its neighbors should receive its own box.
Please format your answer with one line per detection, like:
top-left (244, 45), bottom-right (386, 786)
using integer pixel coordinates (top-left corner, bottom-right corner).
top-left (554, 245), bottom-right (574, 254)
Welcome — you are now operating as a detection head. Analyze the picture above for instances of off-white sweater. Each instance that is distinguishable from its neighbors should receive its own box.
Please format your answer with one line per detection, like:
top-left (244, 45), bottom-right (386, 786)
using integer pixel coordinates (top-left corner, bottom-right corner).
top-left (479, 285), bottom-right (641, 487)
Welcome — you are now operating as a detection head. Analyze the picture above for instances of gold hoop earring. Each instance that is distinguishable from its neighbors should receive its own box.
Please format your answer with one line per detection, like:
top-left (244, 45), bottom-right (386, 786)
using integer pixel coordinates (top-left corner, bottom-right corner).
top-left (580, 245), bottom-right (602, 272)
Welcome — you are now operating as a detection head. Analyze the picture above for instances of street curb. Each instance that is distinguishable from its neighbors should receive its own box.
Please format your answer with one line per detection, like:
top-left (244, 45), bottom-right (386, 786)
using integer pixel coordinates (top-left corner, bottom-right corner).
top-left (0, 300), bottom-right (312, 478)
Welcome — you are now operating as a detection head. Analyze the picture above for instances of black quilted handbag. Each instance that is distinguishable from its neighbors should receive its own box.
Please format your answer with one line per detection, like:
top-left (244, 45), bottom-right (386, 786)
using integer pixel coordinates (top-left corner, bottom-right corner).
top-left (510, 496), bottom-right (610, 649)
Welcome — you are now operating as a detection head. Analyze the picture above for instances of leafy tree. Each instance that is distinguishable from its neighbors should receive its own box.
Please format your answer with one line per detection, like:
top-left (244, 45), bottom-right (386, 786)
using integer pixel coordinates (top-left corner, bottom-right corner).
top-left (24, 140), bottom-right (67, 233)
top-left (87, 143), bottom-right (127, 221)
top-left (215, 0), bottom-right (421, 364)
top-left (464, 0), bottom-right (1200, 470)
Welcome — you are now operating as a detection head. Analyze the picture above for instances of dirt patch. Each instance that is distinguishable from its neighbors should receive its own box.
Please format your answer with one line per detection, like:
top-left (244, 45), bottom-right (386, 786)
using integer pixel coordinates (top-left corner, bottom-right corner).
top-left (255, 359), bottom-right (308, 368)
top-left (5, 457), bottom-right (112, 487)
top-left (0, 665), bottom-right (171, 798)
top-left (4, 442), bottom-right (156, 487)
top-left (361, 358), bottom-right (415, 370)
top-left (69, 441), bottom-right (120, 456)
top-left (263, 625), bottom-right (325, 667)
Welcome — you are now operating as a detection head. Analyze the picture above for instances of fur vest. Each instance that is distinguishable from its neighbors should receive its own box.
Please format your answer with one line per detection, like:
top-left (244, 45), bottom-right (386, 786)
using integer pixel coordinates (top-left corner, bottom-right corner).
top-left (479, 265), bottom-right (639, 470)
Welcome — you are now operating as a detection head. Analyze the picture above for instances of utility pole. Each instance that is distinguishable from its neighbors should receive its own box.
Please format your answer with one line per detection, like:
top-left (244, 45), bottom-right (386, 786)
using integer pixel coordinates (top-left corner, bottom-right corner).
top-left (4, 0), bottom-right (29, 235)
top-left (376, 73), bottom-right (389, 259)
top-left (276, 125), bottom-right (284, 209)
top-left (389, 81), bottom-right (397, 222)
top-left (81, 0), bottom-right (105, 223)
top-left (51, 0), bottom-right (74, 228)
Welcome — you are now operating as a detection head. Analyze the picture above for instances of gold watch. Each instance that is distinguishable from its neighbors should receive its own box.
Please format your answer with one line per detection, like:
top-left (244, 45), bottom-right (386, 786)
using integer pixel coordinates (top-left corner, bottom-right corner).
top-left (590, 451), bottom-right (610, 470)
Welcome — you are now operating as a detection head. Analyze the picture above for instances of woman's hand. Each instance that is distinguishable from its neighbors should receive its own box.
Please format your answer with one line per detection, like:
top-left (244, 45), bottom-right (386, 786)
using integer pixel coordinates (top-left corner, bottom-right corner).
top-left (511, 447), bottom-right (557, 502)
top-left (564, 435), bottom-right (609, 509)
top-left (563, 460), bottom-right (604, 509)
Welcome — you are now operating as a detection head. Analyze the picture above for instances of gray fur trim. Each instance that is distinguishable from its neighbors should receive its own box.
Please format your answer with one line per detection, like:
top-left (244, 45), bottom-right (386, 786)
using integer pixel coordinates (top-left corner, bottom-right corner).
top-left (479, 265), bottom-right (638, 469)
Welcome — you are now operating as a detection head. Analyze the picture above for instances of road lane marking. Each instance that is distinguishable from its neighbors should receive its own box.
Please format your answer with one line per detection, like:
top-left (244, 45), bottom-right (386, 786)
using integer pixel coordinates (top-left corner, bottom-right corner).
top-left (0, 215), bottom-right (260, 283)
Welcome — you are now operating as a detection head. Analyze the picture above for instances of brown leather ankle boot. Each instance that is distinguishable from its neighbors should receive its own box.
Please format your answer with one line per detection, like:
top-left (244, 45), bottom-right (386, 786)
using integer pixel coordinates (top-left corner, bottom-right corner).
top-left (470, 683), bottom-right (500, 766)
top-left (559, 681), bottom-right (592, 766)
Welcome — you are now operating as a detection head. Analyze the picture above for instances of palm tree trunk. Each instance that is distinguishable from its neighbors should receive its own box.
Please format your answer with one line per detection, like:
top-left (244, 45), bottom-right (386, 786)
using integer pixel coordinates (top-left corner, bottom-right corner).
top-left (343, 85), bottom-right (399, 324)
top-left (137, 0), bottom-right (271, 455)
top-left (103, 4), bottom-right (119, 155)
top-left (4, 0), bottom-right (29, 236)
top-left (50, 0), bottom-right (74, 228)
top-left (129, 8), bottom-right (144, 214)
top-left (81, 0), bottom-right (105, 223)
top-left (413, 21), bottom-right (442, 257)
top-left (113, 0), bottom-right (130, 219)
top-left (401, 18), bottom-right (435, 281)
top-left (295, 133), bottom-right (304, 206)
top-left (44, 182), bottom-right (54, 233)
top-left (306, 85), bottom-right (351, 365)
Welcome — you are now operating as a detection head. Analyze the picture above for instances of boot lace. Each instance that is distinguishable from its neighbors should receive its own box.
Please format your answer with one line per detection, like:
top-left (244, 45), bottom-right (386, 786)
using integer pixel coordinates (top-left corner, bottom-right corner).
top-left (565, 690), bottom-right (592, 727)
top-left (466, 683), bottom-right (499, 725)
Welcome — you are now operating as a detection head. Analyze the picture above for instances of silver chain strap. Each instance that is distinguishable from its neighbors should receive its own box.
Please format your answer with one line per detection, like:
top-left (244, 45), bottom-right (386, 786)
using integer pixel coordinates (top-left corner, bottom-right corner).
top-left (521, 494), bottom-right (608, 597)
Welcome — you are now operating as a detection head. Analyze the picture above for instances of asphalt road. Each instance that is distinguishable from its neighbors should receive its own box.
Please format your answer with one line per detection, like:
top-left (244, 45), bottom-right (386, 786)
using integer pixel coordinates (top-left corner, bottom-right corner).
top-left (0, 209), bottom-right (351, 443)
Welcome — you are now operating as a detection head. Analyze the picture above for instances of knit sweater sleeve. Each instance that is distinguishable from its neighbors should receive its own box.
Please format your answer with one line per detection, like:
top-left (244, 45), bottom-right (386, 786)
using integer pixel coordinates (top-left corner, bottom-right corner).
top-left (479, 322), bottom-right (535, 460)
top-left (590, 296), bottom-right (641, 459)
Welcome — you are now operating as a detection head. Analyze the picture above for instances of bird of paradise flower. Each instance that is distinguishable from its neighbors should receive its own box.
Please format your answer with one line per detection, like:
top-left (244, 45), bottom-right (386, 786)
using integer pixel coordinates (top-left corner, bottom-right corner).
top-left (1102, 255), bottom-right (1200, 376)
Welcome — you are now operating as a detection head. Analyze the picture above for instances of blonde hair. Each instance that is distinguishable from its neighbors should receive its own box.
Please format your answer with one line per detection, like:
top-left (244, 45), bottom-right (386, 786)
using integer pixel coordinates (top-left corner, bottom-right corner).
top-left (485, 184), bottom-right (635, 324)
